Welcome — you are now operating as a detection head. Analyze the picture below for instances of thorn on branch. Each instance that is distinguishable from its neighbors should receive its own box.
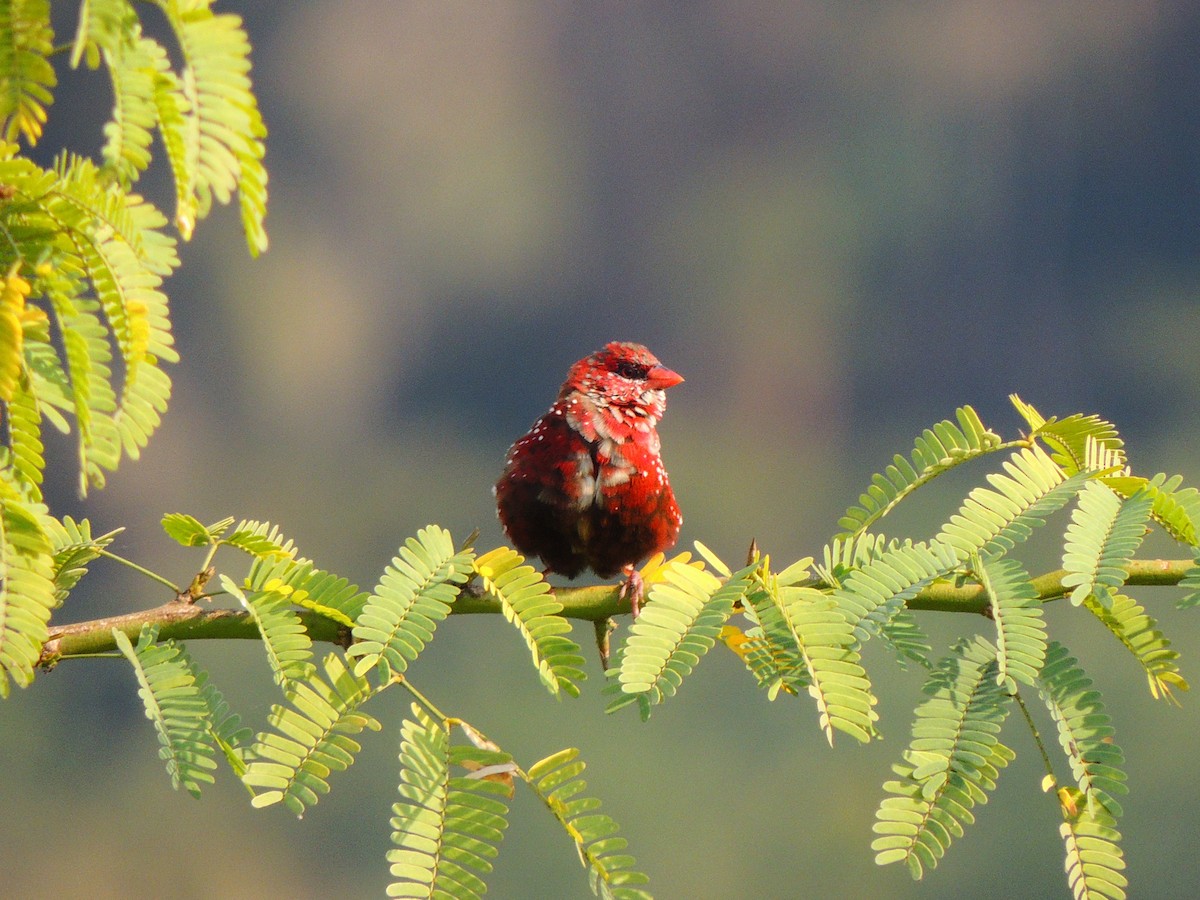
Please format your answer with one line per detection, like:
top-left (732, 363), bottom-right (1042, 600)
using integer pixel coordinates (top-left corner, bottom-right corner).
top-left (177, 566), bottom-right (215, 604)
top-left (593, 618), bottom-right (615, 670)
top-left (459, 527), bottom-right (481, 553)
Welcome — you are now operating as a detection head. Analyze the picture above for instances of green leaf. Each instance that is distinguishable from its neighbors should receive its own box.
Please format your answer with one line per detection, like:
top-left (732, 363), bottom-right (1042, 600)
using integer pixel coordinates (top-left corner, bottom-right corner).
top-left (0, 0), bottom-right (56, 144)
top-left (975, 555), bottom-right (1046, 689)
top-left (388, 705), bottom-right (513, 899)
top-left (1036, 642), bottom-right (1128, 820)
top-left (195, 667), bottom-right (252, 779)
top-left (475, 546), bottom-right (585, 698)
top-left (719, 622), bottom-right (804, 699)
top-left (51, 154), bottom-right (179, 470)
top-left (729, 580), bottom-right (811, 701)
top-left (1061, 483), bottom-right (1153, 608)
top-left (97, 24), bottom-right (169, 185)
top-left (53, 292), bottom-right (119, 490)
top-left (525, 748), bottom-right (651, 899)
top-left (839, 406), bottom-right (1002, 536)
top-left (223, 574), bottom-right (315, 685)
top-left (220, 518), bottom-right (296, 560)
top-left (113, 624), bottom-right (218, 798)
top-left (242, 653), bottom-right (381, 817)
top-left (246, 553), bottom-right (368, 625)
top-left (936, 445), bottom-right (1092, 560)
top-left (1084, 592), bottom-right (1188, 700)
top-left (6, 378), bottom-right (43, 497)
top-left (1012, 396), bottom-right (1126, 477)
top-left (1060, 804), bottom-right (1127, 900)
top-left (1179, 555), bottom-right (1200, 609)
top-left (778, 584), bottom-right (877, 744)
top-left (876, 610), bottom-right (933, 670)
top-left (0, 478), bottom-right (55, 696)
top-left (817, 531), bottom-right (890, 586)
top-left (348, 525), bottom-right (472, 679)
top-left (1106, 471), bottom-right (1200, 547)
top-left (161, 511), bottom-right (218, 546)
top-left (69, 0), bottom-right (128, 70)
top-left (156, 1), bottom-right (268, 253)
top-left (832, 539), bottom-right (959, 643)
top-left (872, 637), bottom-right (1015, 879)
top-left (45, 515), bottom-right (119, 604)
top-left (613, 560), bottom-right (753, 708)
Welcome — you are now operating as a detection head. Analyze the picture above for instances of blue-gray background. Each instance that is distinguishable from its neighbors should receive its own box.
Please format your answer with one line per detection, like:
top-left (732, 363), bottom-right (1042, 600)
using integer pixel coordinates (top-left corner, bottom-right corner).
top-left (6, 4), bottom-right (1200, 897)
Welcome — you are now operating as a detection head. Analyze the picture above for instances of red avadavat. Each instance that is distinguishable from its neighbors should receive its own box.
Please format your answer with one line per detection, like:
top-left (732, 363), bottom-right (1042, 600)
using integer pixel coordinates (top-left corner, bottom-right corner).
top-left (496, 342), bottom-right (684, 616)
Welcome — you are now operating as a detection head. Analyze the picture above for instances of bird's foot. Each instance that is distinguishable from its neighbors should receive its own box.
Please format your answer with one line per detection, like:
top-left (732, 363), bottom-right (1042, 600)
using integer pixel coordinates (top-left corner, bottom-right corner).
top-left (619, 565), bottom-right (646, 619)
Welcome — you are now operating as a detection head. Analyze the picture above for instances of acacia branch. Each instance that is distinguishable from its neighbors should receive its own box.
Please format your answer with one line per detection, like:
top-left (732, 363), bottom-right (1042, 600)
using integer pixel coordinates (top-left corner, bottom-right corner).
top-left (39, 558), bottom-right (1196, 666)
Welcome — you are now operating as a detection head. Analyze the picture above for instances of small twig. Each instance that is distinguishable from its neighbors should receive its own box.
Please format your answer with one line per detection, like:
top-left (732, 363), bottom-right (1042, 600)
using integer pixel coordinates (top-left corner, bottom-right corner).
top-left (1013, 687), bottom-right (1057, 784)
top-left (397, 676), bottom-right (450, 722)
top-left (98, 549), bottom-right (181, 593)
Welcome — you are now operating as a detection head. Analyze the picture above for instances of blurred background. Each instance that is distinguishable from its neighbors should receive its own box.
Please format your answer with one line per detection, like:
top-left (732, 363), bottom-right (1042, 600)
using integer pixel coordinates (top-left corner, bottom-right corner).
top-left (6, 2), bottom-right (1200, 897)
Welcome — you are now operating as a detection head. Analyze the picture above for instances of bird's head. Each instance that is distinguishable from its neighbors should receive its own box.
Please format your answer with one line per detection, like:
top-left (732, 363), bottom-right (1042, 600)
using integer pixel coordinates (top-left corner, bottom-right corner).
top-left (561, 342), bottom-right (683, 422)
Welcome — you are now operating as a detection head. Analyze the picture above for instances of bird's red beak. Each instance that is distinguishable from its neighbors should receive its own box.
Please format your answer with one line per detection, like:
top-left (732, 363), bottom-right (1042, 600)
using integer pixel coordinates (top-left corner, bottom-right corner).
top-left (645, 365), bottom-right (684, 390)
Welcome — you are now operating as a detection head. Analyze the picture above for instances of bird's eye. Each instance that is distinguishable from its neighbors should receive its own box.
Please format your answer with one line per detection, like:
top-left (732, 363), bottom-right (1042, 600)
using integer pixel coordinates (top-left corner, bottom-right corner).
top-left (615, 360), bottom-right (648, 380)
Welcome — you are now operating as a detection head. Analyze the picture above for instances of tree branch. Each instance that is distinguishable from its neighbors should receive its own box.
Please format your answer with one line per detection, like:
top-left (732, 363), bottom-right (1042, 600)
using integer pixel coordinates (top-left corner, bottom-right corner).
top-left (38, 558), bottom-right (1196, 666)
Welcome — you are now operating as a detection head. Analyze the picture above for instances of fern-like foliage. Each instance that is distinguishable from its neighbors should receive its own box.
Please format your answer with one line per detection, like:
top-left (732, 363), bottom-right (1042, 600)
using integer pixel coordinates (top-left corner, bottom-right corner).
top-left (727, 578), bottom-right (811, 701)
top-left (243, 652), bottom-right (382, 817)
top-left (1036, 641), bottom-right (1128, 820)
top-left (153, 0), bottom-right (268, 253)
top-left (525, 748), bottom-right (651, 900)
top-left (0, 263), bottom-right (23, 402)
top-left (0, 476), bottom-right (54, 696)
top-left (389, 705), bottom-right (513, 899)
top-left (45, 515), bottom-right (118, 603)
top-left (838, 406), bottom-right (1002, 536)
top-left (936, 445), bottom-right (1093, 560)
top-left (974, 554), bottom-right (1046, 689)
top-left (0, 266), bottom-right (47, 496)
top-left (1061, 483), bottom-right (1153, 608)
top-left (1084, 592), bottom-right (1188, 700)
top-left (719, 565), bottom-right (880, 745)
top-left (1179, 556), bottom-right (1200, 609)
top-left (53, 154), bottom-right (178, 453)
top-left (0, 0), bottom-right (55, 144)
top-left (0, 149), bottom-right (180, 494)
top-left (1059, 800), bottom-right (1128, 900)
top-left (348, 525), bottom-right (472, 679)
top-left (97, 24), bottom-right (164, 184)
top-left (66, 0), bottom-right (269, 252)
top-left (0, 0), bottom-right (269, 523)
top-left (779, 584), bottom-right (876, 744)
top-left (817, 530), bottom-right (891, 585)
top-left (220, 518), bottom-right (296, 560)
top-left (876, 611), bottom-right (933, 670)
top-left (719, 621), bottom-right (803, 698)
top-left (161, 511), bottom-right (232, 546)
top-left (246, 552), bottom-right (368, 626)
top-left (223, 574), bottom-right (316, 684)
top-left (1107, 472), bottom-right (1200, 548)
top-left (112, 623), bottom-right (217, 797)
top-left (1012, 395), bottom-right (1126, 476)
top-left (612, 559), bottom-right (754, 709)
top-left (195, 666), bottom-right (252, 778)
top-left (832, 539), bottom-right (959, 642)
top-left (474, 546), bottom-right (585, 698)
top-left (872, 637), bottom-right (1015, 879)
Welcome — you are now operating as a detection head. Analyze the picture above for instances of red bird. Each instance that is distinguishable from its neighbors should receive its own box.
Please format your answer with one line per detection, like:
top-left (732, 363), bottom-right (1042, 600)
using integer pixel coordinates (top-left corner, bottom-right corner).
top-left (495, 342), bottom-right (684, 617)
